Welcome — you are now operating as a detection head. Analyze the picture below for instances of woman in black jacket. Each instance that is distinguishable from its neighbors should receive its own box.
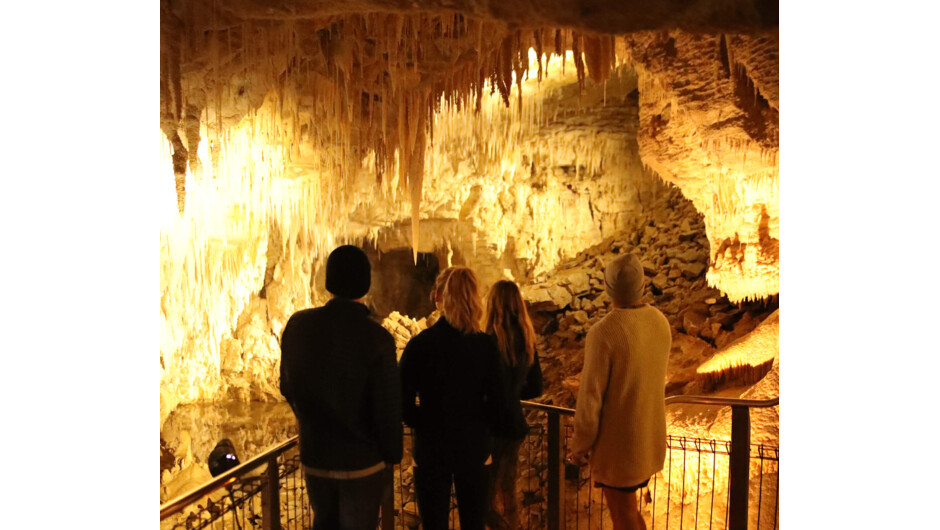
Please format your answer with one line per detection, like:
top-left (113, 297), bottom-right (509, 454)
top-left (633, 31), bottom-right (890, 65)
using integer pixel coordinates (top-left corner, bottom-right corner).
top-left (483, 280), bottom-right (543, 530)
top-left (400, 268), bottom-right (523, 530)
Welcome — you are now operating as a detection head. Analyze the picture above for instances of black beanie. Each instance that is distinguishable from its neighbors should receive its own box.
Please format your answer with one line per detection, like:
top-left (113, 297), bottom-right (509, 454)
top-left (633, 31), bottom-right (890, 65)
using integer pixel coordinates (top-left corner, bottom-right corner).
top-left (326, 245), bottom-right (371, 299)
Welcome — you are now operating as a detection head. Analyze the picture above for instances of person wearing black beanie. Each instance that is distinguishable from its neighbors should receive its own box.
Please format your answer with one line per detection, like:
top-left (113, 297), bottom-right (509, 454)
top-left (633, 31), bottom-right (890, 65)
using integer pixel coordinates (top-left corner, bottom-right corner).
top-left (280, 245), bottom-right (402, 530)
top-left (325, 244), bottom-right (372, 299)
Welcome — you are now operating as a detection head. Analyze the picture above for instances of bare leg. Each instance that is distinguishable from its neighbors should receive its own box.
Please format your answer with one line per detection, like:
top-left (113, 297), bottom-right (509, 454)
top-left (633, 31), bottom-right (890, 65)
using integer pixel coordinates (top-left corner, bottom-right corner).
top-left (626, 490), bottom-right (646, 530)
top-left (603, 488), bottom-right (645, 530)
top-left (603, 487), bottom-right (629, 530)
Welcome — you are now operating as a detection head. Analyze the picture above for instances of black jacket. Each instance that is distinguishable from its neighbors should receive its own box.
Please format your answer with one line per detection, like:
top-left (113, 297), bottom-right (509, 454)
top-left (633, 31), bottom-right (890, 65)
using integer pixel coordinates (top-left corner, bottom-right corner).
top-left (400, 317), bottom-right (525, 469)
top-left (500, 322), bottom-right (544, 401)
top-left (280, 298), bottom-right (403, 471)
top-left (494, 323), bottom-right (543, 440)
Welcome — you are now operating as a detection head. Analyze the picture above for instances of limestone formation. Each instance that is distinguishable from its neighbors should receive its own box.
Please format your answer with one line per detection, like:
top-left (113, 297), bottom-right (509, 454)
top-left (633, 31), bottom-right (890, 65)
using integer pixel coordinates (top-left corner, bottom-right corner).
top-left (160, 401), bottom-right (297, 502)
top-left (625, 30), bottom-right (779, 302)
top-left (696, 308), bottom-right (779, 389)
top-left (159, 0), bottom-right (778, 432)
top-left (523, 185), bottom-right (778, 412)
top-left (158, 5), bottom-right (779, 526)
top-left (160, 54), bottom-right (668, 421)
top-left (381, 310), bottom-right (427, 359)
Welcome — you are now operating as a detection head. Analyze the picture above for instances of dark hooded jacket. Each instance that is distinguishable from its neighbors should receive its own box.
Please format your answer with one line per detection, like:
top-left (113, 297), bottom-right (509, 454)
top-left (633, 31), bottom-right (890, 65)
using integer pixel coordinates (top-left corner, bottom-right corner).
top-left (399, 317), bottom-right (525, 469)
top-left (280, 298), bottom-right (403, 471)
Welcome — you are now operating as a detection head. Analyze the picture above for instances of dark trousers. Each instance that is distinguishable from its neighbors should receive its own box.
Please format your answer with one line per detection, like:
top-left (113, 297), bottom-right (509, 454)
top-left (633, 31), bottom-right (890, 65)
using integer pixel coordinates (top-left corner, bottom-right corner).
top-left (414, 463), bottom-right (491, 530)
top-left (305, 468), bottom-right (390, 530)
top-left (486, 438), bottom-right (523, 530)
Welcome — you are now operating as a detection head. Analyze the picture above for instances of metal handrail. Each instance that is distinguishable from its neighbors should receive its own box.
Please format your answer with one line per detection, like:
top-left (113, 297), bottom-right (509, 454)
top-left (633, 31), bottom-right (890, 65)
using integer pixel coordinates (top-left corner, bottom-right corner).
top-left (161, 395), bottom-right (779, 527)
top-left (661, 394), bottom-right (778, 530)
top-left (160, 435), bottom-right (299, 520)
top-left (519, 400), bottom-right (575, 415)
top-left (521, 395), bottom-right (777, 530)
top-left (665, 395), bottom-right (779, 408)
top-left (521, 395), bottom-right (779, 414)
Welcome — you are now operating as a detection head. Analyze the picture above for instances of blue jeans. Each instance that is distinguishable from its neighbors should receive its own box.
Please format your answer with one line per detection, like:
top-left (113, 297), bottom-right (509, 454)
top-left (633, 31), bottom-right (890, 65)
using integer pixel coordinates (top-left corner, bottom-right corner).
top-left (305, 468), bottom-right (391, 530)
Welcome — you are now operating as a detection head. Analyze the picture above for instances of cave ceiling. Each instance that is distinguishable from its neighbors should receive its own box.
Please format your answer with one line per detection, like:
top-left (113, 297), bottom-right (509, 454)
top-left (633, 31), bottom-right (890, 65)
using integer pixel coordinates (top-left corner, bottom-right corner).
top-left (160, 0), bottom-right (778, 303)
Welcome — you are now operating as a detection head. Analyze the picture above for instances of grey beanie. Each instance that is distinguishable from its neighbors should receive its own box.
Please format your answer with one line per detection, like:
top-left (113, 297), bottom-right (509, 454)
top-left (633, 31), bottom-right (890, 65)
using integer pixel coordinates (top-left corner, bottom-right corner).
top-left (605, 253), bottom-right (645, 307)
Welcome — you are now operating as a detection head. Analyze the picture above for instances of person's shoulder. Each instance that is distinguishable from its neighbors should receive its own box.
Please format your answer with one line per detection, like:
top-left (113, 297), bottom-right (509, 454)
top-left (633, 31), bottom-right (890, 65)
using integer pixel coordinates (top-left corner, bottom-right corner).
top-left (587, 311), bottom-right (616, 335)
top-left (356, 314), bottom-right (395, 343)
top-left (468, 331), bottom-right (499, 356)
top-left (400, 325), bottom-right (436, 364)
top-left (642, 305), bottom-right (671, 329)
top-left (585, 311), bottom-right (626, 351)
top-left (411, 322), bottom-right (446, 347)
top-left (285, 306), bottom-right (323, 327)
top-left (291, 306), bottom-right (321, 318)
top-left (465, 329), bottom-right (494, 343)
top-left (359, 313), bottom-right (389, 331)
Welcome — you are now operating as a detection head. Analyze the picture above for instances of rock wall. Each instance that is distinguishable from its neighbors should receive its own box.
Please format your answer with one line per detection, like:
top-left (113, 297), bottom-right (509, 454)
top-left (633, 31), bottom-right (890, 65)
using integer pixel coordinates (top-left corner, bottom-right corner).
top-left (363, 65), bottom-right (668, 290)
top-left (160, 401), bottom-right (297, 502)
top-left (161, 4), bottom-right (779, 304)
top-left (378, 183), bottom-right (779, 529)
top-left (160, 58), bottom-right (667, 424)
top-left (625, 29), bottom-right (779, 302)
top-left (380, 184), bottom-right (778, 425)
top-left (520, 185), bottom-right (778, 416)
top-left (159, 1), bottom-right (778, 426)
top-left (157, 2), bottom-right (779, 517)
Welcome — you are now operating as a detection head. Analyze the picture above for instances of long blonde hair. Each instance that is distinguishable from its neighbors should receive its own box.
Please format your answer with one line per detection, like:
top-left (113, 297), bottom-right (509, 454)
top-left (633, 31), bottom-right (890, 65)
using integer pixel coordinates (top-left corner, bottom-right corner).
top-left (485, 280), bottom-right (536, 367)
top-left (441, 267), bottom-right (483, 333)
top-left (430, 266), bottom-right (457, 307)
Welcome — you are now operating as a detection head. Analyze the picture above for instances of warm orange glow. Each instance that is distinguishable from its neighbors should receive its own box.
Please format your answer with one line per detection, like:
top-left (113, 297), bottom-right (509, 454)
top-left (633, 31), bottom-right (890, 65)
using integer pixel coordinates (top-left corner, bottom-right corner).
top-left (160, 13), bottom-right (779, 530)
top-left (160, 29), bottom-right (779, 423)
top-left (696, 310), bottom-right (779, 376)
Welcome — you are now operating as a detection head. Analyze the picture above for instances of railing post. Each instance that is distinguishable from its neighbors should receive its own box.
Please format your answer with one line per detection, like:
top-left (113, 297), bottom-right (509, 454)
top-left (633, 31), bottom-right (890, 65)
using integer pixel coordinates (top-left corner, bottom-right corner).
top-left (728, 405), bottom-right (751, 530)
top-left (262, 459), bottom-right (281, 530)
top-left (546, 411), bottom-right (565, 530)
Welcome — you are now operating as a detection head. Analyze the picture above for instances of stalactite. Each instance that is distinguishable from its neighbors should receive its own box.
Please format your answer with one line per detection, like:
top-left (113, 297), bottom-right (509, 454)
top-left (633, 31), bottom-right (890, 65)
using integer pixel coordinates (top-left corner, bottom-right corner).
top-left (160, 10), bottom-right (647, 410)
top-left (584, 35), bottom-right (603, 83)
top-left (410, 94), bottom-right (428, 264)
top-left (534, 29), bottom-right (544, 82)
top-left (572, 32), bottom-right (585, 95)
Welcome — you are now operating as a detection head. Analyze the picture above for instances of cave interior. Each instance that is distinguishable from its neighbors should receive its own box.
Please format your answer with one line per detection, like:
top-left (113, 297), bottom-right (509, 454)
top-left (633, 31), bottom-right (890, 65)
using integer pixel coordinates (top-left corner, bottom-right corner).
top-left (159, 0), bottom-right (779, 513)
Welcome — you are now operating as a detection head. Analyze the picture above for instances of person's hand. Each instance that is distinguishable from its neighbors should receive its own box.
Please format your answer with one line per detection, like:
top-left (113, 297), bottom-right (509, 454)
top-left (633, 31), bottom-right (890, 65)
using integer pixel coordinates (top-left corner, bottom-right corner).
top-left (565, 450), bottom-right (589, 466)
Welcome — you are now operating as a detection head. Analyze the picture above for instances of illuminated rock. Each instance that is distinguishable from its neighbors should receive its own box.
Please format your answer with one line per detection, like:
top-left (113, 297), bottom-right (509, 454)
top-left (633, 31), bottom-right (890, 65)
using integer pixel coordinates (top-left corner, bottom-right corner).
top-left (697, 309), bottom-right (779, 385)
top-left (667, 333), bottom-right (715, 389)
top-left (159, 2), bottom-right (778, 421)
top-left (530, 186), bottom-right (779, 413)
top-left (381, 311), bottom-right (428, 360)
top-left (624, 30), bottom-right (779, 302)
top-left (160, 401), bottom-right (297, 501)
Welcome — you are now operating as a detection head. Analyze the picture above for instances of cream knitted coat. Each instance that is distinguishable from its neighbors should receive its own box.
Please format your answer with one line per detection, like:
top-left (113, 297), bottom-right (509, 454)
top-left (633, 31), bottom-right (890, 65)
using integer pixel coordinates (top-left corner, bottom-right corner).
top-left (571, 305), bottom-right (672, 488)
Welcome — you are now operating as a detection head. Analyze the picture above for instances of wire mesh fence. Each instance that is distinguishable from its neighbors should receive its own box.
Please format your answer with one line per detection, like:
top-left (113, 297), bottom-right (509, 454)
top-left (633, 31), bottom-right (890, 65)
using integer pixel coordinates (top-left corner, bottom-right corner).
top-left (160, 444), bottom-right (312, 530)
top-left (161, 403), bottom-right (778, 530)
top-left (555, 430), bottom-right (778, 530)
top-left (388, 407), bottom-right (778, 530)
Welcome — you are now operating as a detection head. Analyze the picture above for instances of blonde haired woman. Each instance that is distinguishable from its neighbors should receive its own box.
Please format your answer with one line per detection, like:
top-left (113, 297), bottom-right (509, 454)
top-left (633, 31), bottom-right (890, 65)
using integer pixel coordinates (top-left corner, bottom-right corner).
top-left (484, 280), bottom-right (543, 530)
top-left (400, 268), bottom-right (522, 530)
top-left (425, 266), bottom-right (457, 326)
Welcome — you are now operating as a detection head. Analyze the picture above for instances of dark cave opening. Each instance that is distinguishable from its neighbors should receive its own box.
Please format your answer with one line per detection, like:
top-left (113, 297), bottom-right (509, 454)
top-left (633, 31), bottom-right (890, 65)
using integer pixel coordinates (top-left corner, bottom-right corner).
top-left (366, 247), bottom-right (440, 320)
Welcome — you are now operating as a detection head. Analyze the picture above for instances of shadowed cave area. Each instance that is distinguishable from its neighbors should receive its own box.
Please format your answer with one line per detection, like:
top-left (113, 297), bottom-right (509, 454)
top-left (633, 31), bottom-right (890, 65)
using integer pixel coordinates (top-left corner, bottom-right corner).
top-left (366, 247), bottom-right (440, 320)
